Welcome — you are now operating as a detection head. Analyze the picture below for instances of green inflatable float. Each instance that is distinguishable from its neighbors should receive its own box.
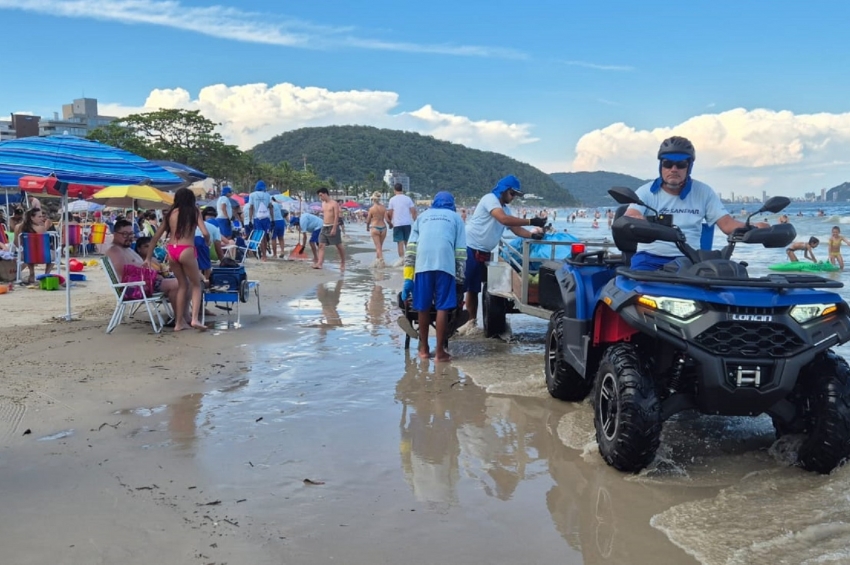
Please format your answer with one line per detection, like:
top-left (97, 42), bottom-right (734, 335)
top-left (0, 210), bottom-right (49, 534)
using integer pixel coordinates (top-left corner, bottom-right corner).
top-left (768, 262), bottom-right (839, 272)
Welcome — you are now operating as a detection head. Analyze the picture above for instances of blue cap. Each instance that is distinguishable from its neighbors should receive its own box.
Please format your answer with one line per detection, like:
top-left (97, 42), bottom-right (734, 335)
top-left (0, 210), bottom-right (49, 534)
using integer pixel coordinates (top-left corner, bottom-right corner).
top-left (221, 185), bottom-right (233, 195)
top-left (492, 175), bottom-right (522, 198)
top-left (255, 180), bottom-right (266, 191)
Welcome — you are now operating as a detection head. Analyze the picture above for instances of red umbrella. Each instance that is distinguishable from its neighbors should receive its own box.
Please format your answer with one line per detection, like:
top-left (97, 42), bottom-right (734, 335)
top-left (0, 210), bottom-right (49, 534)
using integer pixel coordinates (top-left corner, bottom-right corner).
top-left (341, 200), bottom-right (362, 209)
top-left (18, 175), bottom-right (102, 199)
top-left (231, 194), bottom-right (246, 206)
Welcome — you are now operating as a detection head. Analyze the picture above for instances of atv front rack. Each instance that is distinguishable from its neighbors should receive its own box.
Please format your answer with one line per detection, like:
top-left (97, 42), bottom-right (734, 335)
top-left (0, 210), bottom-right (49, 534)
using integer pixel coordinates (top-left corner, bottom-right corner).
top-left (616, 267), bottom-right (844, 289)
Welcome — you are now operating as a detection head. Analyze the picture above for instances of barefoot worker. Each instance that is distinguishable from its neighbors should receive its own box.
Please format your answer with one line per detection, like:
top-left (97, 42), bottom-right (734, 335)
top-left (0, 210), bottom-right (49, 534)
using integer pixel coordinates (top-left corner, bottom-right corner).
top-left (460, 175), bottom-right (545, 335)
top-left (401, 191), bottom-right (466, 361)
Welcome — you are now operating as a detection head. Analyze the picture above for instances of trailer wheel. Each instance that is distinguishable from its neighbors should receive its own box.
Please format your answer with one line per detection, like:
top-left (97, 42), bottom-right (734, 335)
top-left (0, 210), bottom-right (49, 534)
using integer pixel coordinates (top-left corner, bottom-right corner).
top-left (594, 343), bottom-right (661, 472)
top-left (482, 284), bottom-right (507, 338)
top-left (545, 310), bottom-right (593, 401)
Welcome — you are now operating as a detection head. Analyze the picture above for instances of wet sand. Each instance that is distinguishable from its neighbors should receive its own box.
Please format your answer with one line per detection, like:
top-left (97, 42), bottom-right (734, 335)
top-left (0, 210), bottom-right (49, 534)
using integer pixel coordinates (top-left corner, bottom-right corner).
top-left (3, 222), bottom-right (850, 564)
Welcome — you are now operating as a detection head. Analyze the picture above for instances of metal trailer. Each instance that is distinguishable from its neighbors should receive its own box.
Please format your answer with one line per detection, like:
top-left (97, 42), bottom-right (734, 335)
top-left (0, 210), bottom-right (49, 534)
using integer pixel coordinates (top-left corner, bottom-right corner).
top-left (482, 236), bottom-right (617, 337)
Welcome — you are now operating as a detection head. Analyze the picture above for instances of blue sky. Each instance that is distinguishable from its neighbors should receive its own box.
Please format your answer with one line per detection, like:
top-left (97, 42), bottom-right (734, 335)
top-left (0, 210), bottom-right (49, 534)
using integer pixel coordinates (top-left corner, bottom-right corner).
top-left (2, 0), bottom-right (850, 198)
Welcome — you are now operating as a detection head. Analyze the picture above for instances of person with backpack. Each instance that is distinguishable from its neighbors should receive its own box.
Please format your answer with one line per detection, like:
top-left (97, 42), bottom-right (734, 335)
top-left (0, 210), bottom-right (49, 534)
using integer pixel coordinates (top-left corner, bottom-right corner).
top-left (247, 179), bottom-right (272, 261)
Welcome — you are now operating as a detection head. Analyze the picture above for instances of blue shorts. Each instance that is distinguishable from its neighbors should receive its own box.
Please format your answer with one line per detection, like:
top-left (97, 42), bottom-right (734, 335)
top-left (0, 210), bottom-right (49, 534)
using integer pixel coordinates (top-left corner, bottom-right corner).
top-left (393, 224), bottom-right (412, 243)
top-left (194, 235), bottom-right (211, 271)
top-left (413, 271), bottom-right (457, 312)
top-left (273, 219), bottom-right (286, 238)
top-left (629, 251), bottom-right (676, 271)
top-left (309, 229), bottom-right (320, 244)
top-left (463, 247), bottom-right (490, 293)
top-left (253, 217), bottom-right (271, 233)
top-left (217, 217), bottom-right (232, 237)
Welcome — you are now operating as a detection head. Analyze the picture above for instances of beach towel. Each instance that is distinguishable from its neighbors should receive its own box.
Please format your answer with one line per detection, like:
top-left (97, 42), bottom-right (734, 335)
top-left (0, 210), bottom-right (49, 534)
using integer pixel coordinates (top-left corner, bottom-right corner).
top-left (121, 264), bottom-right (158, 300)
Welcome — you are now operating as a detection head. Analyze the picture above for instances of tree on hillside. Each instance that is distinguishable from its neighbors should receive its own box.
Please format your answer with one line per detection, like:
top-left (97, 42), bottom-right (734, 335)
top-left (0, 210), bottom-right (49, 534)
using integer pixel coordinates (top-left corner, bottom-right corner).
top-left (87, 109), bottom-right (248, 184)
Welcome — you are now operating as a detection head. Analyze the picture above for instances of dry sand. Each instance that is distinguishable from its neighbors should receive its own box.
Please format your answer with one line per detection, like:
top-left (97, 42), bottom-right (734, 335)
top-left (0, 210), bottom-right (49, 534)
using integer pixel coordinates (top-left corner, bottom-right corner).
top-left (0, 238), bottom-right (340, 564)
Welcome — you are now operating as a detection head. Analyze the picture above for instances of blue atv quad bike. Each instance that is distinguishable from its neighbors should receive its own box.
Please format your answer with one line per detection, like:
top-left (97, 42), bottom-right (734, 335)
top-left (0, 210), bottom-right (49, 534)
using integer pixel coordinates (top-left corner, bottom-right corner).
top-left (545, 187), bottom-right (850, 473)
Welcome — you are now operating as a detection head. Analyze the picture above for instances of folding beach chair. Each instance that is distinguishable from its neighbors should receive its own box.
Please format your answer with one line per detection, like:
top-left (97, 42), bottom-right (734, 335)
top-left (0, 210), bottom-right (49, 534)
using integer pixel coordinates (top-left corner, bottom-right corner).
top-left (16, 232), bottom-right (56, 283)
top-left (235, 229), bottom-right (265, 265)
top-left (0, 223), bottom-right (8, 247)
top-left (61, 224), bottom-right (85, 257)
top-left (101, 256), bottom-right (171, 334)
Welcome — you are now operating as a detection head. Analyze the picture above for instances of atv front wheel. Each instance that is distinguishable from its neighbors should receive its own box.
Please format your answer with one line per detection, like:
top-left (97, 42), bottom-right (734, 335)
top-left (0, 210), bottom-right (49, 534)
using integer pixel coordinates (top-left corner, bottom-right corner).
top-left (798, 351), bottom-right (850, 474)
top-left (483, 284), bottom-right (507, 338)
top-left (545, 310), bottom-right (593, 401)
top-left (594, 343), bottom-right (662, 472)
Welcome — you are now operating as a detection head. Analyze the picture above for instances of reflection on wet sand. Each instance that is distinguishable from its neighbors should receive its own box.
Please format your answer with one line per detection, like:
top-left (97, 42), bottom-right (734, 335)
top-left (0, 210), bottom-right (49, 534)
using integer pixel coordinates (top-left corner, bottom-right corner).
top-left (316, 279), bottom-right (343, 334)
top-left (168, 392), bottom-right (203, 451)
top-left (394, 352), bottom-right (701, 563)
top-left (366, 281), bottom-right (391, 336)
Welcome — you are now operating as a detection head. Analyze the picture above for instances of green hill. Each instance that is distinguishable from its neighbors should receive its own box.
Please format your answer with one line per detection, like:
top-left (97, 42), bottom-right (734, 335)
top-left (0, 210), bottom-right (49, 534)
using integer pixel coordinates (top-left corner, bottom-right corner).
top-left (550, 171), bottom-right (648, 207)
top-left (826, 182), bottom-right (850, 202)
top-left (249, 125), bottom-right (577, 206)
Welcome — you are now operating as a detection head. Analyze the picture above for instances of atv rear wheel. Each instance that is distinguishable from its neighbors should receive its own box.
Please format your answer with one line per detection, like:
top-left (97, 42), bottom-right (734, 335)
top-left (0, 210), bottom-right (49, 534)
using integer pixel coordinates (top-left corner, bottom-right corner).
top-left (545, 310), bottom-right (593, 401)
top-left (483, 284), bottom-right (507, 338)
top-left (594, 343), bottom-right (662, 472)
top-left (797, 351), bottom-right (850, 474)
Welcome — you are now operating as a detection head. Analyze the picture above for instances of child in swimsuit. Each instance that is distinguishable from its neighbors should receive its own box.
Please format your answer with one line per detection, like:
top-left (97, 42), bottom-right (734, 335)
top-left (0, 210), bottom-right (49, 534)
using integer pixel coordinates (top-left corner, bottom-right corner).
top-left (366, 191), bottom-right (388, 267)
top-left (787, 236), bottom-right (819, 263)
top-left (144, 187), bottom-right (210, 331)
top-left (829, 226), bottom-right (850, 270)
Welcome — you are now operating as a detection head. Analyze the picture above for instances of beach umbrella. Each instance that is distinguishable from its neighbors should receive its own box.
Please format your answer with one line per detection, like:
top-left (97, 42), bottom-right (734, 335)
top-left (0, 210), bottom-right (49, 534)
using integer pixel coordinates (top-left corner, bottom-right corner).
top-left (64, 200), bottom-right (105, 213)
top-left (150, 160), bottom-right (207, 187)
top-left (90, 184), bottom-right (175, 210)
top-left (18, 175), bottom-right (102, 199)
top-left (308, 202), bottom-right (323, 212)
top-left (230, 194), bottom-right (246, 206)
top-left (341, 200), bottom-right (361, 209)
top-left (0, 136), bottom-right (182, 321)
top-left (0, 135), bottom-right (183, 188)
top-left (272, 194), bottom-right (294, 202)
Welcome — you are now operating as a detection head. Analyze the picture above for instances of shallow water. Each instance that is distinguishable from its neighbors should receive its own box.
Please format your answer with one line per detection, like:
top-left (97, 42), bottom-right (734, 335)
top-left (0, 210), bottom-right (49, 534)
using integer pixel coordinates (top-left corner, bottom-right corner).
top-left (125, 210), bottom-right (850, 564)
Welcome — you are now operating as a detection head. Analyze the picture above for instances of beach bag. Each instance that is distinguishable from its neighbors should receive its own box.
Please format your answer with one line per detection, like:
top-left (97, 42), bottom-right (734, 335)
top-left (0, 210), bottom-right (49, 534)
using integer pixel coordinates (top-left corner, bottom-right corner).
top-left (256, 199), bottom-right (270, 220)
top-left (121, 264), bottom-right (158, 300)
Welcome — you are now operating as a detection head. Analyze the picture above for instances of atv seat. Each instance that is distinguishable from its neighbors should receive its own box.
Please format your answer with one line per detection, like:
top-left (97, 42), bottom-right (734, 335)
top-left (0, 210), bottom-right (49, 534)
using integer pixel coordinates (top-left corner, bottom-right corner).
top-left (612, 204), bottom-right (637, 265)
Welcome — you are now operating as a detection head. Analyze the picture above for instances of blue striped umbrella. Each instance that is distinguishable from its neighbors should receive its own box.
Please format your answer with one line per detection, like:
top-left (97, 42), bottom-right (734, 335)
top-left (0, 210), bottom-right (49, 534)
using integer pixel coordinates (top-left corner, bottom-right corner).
top-left (0, 135), bottom-right (182, 322)
top-left (0, 135), bottom-right (183, 187)
top-left (151, 160), bottom-right (207, 188)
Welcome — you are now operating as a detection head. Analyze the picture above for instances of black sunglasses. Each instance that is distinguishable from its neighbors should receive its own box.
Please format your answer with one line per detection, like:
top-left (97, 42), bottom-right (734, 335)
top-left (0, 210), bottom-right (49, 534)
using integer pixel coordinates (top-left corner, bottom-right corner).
top-left (661, 159), bottom-right (690, 170)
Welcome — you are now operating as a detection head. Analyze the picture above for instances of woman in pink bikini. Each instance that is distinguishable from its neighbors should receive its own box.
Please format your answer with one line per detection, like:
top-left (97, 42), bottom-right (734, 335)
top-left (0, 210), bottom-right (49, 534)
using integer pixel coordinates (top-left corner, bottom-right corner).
top-left (145, 188), bottom-right (210, 331)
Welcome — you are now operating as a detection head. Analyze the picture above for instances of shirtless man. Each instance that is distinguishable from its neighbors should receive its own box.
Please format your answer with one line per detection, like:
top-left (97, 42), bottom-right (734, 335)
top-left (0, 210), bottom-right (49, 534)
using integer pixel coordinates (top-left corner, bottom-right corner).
top-left (106, 219), bottom-right (180, 321)
top-left (314, 187), bottom-right (345, 270)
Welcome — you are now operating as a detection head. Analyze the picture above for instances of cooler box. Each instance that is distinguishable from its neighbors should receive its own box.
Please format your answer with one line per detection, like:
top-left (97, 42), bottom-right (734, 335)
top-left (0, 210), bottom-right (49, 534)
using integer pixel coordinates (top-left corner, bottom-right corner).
top-left (210, 266), bottom-right (247, 291)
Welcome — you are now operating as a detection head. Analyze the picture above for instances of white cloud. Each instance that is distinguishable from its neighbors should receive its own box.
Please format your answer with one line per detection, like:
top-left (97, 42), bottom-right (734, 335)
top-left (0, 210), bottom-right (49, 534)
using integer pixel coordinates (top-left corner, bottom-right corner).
top-left (568, 108), bottom-right (850, 196)
top-left (98, 82), bottom-right (538, 155)
top-left (0, 0), bottom-right (524, 58)
top-left (559, 60), bottom-right (634, 72)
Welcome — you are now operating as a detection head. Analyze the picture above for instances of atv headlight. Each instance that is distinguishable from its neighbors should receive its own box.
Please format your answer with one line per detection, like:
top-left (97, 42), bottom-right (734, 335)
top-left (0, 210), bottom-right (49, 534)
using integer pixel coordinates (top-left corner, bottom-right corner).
top-left (790, 303), bottom-right (839, 324)
top-left (638, 295), bottom-right (701, 319)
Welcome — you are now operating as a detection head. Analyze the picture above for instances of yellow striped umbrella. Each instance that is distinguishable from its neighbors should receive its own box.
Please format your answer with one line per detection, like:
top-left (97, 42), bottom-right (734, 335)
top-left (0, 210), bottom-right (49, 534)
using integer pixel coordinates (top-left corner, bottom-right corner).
top-left (90, 184), bottom-right (174, 209)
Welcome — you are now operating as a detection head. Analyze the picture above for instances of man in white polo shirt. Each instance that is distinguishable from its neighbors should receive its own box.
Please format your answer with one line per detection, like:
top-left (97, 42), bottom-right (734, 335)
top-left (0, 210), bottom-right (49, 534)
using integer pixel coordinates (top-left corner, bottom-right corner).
top-left (386, 183), bottom-right (417, 266)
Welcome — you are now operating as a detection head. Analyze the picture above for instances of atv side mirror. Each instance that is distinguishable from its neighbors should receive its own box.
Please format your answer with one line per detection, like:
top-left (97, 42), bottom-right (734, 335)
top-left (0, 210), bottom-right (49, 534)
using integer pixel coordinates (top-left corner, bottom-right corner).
top-left (608, 187), bottom-right (645, 206)
top-left (758, 196), bottom-right (791, 215)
